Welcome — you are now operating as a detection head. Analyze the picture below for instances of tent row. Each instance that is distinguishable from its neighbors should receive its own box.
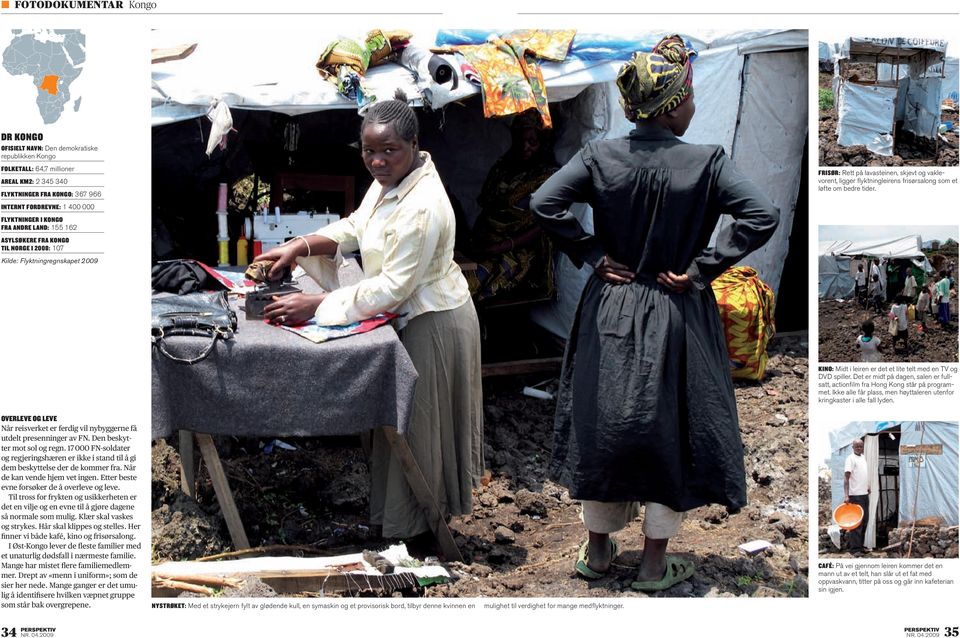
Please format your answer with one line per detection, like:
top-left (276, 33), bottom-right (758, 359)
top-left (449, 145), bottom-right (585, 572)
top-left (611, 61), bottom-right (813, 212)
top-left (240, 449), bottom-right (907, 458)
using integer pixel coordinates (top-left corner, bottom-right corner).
top-left (152, 28), bottom-right (808, 337)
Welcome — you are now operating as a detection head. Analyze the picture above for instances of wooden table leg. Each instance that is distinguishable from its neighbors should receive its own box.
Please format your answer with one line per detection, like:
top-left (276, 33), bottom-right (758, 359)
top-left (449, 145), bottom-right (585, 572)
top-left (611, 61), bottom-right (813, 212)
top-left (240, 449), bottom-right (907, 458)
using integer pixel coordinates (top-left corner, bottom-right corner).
top-left (195, 433), bottom-right (250, 550)
top-left (178, 430), bottom-right (196, 499)
top-left (379, 427), bottom-right (464, 563)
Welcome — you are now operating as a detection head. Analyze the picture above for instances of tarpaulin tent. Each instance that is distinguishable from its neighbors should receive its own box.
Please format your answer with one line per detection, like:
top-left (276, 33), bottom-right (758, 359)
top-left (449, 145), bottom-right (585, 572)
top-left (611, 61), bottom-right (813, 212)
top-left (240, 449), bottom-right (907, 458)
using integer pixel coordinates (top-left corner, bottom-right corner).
top-left (829, 421), bottom-right (959, 550)
top-left (833, 37), bottom-right (948, 156)
top-left (151, 27), bottom-right (807, 338)
top-left (818, 41), bottom-right (839, 72)
top-left (944, 57), bottom-right (959, 103)
top-left (817, 234), bottom-right (933, 299)
top-left (818, 240), bottom-right (855, 299)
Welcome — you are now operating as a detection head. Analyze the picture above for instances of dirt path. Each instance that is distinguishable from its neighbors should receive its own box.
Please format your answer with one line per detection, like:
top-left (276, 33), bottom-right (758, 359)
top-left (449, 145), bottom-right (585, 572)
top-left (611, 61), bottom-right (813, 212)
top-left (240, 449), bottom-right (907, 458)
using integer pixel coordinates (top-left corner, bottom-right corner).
top-left (818, 299), bottom-right (958, 363)
top-left (152, 336), bottom-right (809, 598)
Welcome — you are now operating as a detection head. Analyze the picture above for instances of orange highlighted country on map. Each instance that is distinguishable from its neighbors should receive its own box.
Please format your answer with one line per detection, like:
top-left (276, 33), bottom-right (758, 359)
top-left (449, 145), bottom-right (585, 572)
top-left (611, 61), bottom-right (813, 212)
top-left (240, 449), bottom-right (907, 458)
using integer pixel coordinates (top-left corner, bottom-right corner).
top-left (38, 75), bottom-right (60, 96)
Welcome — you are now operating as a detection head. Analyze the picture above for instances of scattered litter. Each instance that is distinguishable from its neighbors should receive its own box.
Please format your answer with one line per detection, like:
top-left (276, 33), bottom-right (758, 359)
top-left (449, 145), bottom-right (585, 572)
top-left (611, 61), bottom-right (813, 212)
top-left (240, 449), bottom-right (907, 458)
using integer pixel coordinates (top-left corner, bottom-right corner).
top-left (379, 544), bottom-right (451, 585)
top-left (522, 386), bottom-right (554, 400)
top-left (261, 439), bottom-right (297, 454)
top-left (827, 524), bottom-right (842, 549)
top-left (738, 539), bottom-right (773, 555)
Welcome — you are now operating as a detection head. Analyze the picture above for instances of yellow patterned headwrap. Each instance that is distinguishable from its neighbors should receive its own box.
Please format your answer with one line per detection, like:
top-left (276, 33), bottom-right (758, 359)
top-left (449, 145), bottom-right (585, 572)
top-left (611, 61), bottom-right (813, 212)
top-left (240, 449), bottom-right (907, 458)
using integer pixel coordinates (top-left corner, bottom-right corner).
top-left (617, 35), bottom-right (697, 120)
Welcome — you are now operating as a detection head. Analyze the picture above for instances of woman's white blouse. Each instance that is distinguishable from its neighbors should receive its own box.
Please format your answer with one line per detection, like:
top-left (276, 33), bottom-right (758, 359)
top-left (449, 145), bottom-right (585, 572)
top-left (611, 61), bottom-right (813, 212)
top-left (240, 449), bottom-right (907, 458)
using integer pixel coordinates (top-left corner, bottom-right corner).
top-left (298, 152), bottom-right (470, 327)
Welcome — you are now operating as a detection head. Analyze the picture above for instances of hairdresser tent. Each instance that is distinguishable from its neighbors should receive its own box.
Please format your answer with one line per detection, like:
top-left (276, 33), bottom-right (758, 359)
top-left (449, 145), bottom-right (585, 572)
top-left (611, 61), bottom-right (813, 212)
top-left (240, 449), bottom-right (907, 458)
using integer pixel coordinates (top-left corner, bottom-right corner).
top-left (151, 28), bottom-right (807, 337)
top-left (833, 37), bottom-right (948, 156)
top-left (828, 421), bottom-right (958, 550)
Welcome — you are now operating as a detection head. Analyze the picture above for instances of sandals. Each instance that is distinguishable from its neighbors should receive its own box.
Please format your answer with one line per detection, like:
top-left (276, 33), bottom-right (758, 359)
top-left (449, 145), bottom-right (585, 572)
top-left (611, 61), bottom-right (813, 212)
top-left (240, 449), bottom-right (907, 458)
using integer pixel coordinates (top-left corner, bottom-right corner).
top-left (630, 555), bottom-right (695, 592)
top-left (574, 538), bottom-right (619, 580)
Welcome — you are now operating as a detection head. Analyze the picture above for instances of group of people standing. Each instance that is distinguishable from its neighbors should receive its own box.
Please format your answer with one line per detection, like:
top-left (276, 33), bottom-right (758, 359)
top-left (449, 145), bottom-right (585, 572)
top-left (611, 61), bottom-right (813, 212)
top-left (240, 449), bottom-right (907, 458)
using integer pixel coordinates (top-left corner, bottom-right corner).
top-left (856, 260), bottom-right (954, 362)
top-left (253, 35), bottom-right (778, 591)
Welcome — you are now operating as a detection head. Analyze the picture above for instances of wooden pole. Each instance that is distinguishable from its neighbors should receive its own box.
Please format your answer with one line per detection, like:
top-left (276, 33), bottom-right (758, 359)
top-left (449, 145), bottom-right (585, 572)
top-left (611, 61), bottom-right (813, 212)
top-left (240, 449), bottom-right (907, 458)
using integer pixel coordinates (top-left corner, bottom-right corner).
top-left (379, 427), bottom-right (464, 563)
top-left (196, 433), bottom-right (251, 550)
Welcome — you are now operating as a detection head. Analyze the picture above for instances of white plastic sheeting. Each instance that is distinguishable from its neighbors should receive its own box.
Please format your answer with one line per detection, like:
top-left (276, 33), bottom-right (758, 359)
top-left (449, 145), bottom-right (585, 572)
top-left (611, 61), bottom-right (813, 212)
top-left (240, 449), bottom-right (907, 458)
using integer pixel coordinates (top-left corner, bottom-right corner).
top-left (829, 421), bottom-right (959, 528)
top-left (829, 421), bottom-right (958, 526)
top-left (902, 76), bottom-right (942, 140)
top-left (899, 422), bottom-right (959, 526)
top-left (818, 42), bottom-right (831, 62)
top-left (152, 28), bottom-right (801, 130)
top-left (818, 240), bottom-right (855, 299)
top-left (151, 28), bottom-right (806, 340)
top-left (835, 235), bottom-right (926, 260)
top-left (531, 42), bottom-right (806, 339)
top-left (833, 36), bottom-right (947, 151)
top-left (945, 57), bottom-right (959, 102)
top-left (817, 235), bottom-right (931, 299)
top-left (841, 37), bottom-right (948, 57)
top-left (837, 83), bottom-right (897, 155)
top-left (717, 49), bottom-right (807, 294)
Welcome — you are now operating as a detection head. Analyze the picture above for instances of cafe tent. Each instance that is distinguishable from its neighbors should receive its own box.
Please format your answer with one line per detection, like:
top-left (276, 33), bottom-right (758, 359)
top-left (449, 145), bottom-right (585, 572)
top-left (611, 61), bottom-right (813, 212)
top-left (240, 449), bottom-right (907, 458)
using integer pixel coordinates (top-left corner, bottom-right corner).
top-left (151, 27), bottom-right (807, 337)
top-left (833, 36), bottom-right (948, 156)
top-left (828, 421), bottom-right (959, 550)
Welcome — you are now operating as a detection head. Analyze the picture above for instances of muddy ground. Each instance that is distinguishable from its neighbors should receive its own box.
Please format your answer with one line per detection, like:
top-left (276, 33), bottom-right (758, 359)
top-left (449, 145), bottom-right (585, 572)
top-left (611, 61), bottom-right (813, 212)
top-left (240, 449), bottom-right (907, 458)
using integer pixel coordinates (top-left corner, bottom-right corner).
top-left (816, 474), bottom-right (959, 559)
top-left (152, 335), bottom-right (809, 598)
top-left (818, 72), bottom-right (959, 167)
top-left (818, 298), bottom-right (958, 362)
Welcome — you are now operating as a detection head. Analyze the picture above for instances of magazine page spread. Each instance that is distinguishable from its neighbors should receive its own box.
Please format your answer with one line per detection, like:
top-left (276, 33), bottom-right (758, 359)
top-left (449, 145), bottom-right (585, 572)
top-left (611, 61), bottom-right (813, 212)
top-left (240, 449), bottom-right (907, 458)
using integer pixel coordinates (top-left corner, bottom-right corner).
top-left (0, 0), bottom-right (956, 636)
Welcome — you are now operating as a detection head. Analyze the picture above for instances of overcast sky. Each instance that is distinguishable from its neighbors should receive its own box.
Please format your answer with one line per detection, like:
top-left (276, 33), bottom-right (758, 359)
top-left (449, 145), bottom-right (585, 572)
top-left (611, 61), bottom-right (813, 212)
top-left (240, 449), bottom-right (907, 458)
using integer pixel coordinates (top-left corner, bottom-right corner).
top-left (819, 225), bottom-right (957, 244)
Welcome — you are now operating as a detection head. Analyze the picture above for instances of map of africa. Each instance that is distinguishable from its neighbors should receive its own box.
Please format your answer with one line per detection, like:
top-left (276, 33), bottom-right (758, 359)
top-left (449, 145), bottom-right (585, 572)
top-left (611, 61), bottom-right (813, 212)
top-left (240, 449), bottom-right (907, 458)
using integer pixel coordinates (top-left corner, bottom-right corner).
top-left (2, 29), bottom-right (85, 124)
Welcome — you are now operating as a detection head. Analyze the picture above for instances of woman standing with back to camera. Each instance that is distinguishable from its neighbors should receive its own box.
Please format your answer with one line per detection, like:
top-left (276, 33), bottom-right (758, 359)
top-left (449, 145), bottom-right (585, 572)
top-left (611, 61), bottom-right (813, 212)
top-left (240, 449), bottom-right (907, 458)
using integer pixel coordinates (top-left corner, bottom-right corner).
top-left (254, 92), bottom-right (483, 547)
top-left (531, 35), bottom-right (779, 591)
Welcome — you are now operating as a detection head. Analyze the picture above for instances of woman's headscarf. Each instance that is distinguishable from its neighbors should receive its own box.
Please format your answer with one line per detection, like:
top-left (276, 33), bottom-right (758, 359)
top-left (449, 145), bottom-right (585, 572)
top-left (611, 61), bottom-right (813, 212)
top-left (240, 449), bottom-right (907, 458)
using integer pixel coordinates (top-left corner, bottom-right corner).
top-left (617, 34), bottom-right (697, 120)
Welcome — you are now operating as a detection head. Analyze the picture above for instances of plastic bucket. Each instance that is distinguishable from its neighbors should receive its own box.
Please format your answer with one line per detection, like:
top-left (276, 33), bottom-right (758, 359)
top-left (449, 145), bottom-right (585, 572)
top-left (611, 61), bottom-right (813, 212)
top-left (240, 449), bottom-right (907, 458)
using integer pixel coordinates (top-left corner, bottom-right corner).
top-left (833, 503), bottom-right (864, 531)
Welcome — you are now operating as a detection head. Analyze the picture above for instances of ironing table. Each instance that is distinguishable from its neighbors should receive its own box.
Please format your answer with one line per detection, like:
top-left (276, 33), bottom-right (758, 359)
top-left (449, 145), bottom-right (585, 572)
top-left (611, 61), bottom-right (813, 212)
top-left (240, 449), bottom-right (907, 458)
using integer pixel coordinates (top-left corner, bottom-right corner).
top-left (151, 263), bottom-right (462, 561)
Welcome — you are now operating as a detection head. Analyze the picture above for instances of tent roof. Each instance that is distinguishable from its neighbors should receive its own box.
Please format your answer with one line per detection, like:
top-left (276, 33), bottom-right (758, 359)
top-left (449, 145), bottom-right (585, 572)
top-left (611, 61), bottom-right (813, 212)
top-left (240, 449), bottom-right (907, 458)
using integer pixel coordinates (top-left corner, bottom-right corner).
top-left (828, 421), bottom-right (956, 452)
top-left (842, 36), bottom-right (948, 58)
top-left (827, 235), bottom-right (925, 260)
top-left (151, 28), bottom-right (805, 126)
top-left (818, 239), bottom-right (852, 256)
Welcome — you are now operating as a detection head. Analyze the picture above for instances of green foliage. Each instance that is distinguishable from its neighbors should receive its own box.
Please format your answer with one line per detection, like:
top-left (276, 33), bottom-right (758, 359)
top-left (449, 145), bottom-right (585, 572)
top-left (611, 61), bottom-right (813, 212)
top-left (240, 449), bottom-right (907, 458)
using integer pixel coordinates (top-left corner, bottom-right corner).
top-left (819, 88), bottom-right (834, 111)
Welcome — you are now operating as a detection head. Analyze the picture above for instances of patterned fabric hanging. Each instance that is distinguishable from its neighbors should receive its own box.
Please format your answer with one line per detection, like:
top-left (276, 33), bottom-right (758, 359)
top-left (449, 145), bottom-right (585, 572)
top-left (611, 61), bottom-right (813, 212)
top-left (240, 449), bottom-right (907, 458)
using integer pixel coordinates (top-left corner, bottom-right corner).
top-left (448, 29), bottom-right (575, 128)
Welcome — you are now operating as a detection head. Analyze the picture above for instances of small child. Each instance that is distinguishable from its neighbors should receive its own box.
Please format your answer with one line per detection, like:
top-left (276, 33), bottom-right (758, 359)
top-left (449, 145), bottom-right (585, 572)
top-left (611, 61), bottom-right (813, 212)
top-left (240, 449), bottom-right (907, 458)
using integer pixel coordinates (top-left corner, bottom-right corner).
top-left (889, 296), bottom-right (909, 352)
top-left (916, 287), bottom-right (930, 325)
top-left (857, 319), bottom-right (882, 362)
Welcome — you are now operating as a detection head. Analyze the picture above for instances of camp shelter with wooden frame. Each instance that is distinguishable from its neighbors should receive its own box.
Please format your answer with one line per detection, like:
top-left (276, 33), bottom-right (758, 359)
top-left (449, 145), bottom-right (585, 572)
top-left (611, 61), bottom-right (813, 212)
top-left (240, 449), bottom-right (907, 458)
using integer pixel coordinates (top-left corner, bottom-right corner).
top-left (833, 36), bottom-right (948, 156)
